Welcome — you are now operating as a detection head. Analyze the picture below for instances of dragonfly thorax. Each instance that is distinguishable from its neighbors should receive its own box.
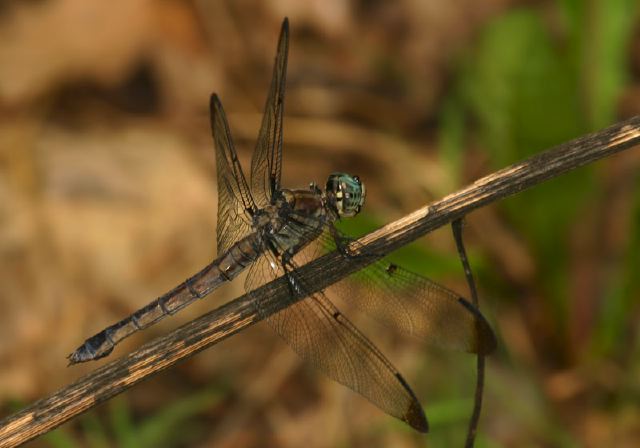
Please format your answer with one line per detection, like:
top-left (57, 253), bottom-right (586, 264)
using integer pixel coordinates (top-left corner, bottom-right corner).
top-left (252, 197), bottom-right (290, 235)
top-left (325, 173), bottom-right (366, 218)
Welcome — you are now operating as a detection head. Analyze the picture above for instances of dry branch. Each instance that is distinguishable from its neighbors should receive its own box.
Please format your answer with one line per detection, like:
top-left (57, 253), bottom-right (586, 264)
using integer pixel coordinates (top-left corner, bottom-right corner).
top-left (1, 116), bottom-right (640, 447)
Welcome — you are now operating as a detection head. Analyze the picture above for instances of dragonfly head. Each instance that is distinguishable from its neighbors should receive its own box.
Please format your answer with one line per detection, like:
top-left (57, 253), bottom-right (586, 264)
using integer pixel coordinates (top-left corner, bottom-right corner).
top-left (325, 173), bottom-right (366, 218)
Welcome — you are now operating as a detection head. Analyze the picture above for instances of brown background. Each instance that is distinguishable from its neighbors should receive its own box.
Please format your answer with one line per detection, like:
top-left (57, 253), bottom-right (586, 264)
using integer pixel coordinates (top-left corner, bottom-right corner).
top-left (1, 1), bottom-right (639, 447)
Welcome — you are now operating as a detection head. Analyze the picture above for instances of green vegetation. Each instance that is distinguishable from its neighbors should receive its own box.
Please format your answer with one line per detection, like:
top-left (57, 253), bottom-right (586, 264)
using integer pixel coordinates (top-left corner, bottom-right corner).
top-left (440, 1), bottom-right (638, 360)
top-left (43, 390), bottom-right (222, 448)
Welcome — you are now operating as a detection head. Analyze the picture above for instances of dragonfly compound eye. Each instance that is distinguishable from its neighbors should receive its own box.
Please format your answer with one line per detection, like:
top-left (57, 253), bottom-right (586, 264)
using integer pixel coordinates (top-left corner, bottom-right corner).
top-left (326, 172), bottom-right (366, 218)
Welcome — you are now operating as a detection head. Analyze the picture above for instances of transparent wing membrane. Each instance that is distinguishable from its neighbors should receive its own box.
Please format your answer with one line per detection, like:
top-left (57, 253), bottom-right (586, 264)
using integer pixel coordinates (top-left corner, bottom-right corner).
top-left (301, 227), bottom-right (497, 354)
top-left (333, 261), bottom-right (497, 354)
top-left (250, 18), bottom-right (289, 207)
top-left (210, 94), bottom-right (255, 254)
top-left (245, 247), bottom-right (428, 432)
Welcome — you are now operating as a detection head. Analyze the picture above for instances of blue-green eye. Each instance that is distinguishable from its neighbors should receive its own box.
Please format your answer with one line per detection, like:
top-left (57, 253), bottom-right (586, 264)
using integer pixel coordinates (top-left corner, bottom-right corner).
top-left (326, 173), bottom-right (366, 218)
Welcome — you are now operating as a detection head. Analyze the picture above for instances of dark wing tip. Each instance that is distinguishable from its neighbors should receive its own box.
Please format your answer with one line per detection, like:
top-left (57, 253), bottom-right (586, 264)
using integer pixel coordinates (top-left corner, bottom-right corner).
top-left (209, 94), bottom-right (230, 133)
top-left (404, 400), bottom-right (429, 433)
top-left (469, 305), bottom-right (498, 355)
top-left (476, 319), bottom-right (498, 355)
top-left (208, 94), bottom-right (222, 134)
top-left (279, 18), bottom-right (289, 47)
top-left (395, 372), bottom-right (429, 433)
top-left (457, 298), bottom-right (498, 355)
top-left (210, 93), bottom-right (222, 110)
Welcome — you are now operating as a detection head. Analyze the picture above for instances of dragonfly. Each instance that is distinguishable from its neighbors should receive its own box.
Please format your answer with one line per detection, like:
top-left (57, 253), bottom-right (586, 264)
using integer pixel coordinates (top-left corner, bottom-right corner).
top-left (68, 18), bottom-right (496, 433)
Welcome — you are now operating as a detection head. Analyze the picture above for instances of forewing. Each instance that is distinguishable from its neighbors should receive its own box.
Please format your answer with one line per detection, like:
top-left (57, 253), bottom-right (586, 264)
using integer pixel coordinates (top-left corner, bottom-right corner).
top-left (332, 260), bottom-right (497, 355)
top-left (250, 18), bottom-right (289, 208)
top-left (210, 94), bottom-right (255, 254)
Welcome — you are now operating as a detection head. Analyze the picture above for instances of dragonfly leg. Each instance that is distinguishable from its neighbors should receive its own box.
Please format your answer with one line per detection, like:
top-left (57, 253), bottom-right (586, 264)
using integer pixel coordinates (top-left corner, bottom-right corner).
top-left (281, 259), bottom-right (305, 298)
top-left (266, 240), bottom-right (304, 299)
top-left (329, 224), bottom-right (379, 261)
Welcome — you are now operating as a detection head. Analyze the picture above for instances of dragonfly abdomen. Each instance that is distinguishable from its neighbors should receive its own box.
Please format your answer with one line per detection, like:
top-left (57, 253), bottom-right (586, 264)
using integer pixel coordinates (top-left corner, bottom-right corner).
top-left (215, 234), bottom-right (263, 281)
top-left (67, 233), bottom-right (264, 365)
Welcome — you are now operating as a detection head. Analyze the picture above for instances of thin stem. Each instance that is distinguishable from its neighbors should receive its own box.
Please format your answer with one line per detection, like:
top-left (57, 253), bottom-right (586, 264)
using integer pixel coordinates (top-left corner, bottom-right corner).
top-left (452, 219), bottom-right (485, 448)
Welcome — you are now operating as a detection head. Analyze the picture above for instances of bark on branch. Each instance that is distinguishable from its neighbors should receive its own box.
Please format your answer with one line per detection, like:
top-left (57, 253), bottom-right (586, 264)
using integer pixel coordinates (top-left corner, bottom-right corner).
top-left (1, 116), bottom-right (640, 447)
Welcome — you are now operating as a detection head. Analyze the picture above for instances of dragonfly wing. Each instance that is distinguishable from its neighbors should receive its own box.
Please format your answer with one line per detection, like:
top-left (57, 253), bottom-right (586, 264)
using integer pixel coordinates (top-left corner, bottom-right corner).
top-left (298, 227), bottom-right (497, 355)
top-left (210, 94), bottom-right (255, 254)
top-left (245, 244), bottom-right (428, 432)
top-left (329, 251), bottom-right (497, 355)
top-left (250, 18), bottom-right (289, 208)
